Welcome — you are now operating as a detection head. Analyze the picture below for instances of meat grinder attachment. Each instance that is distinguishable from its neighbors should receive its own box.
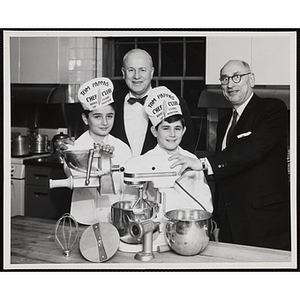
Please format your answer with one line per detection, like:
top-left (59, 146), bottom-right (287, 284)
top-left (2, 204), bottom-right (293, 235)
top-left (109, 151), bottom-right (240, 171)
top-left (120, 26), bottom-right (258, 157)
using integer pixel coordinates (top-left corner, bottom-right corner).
top-left (129, 219), bottom-right (160, 261)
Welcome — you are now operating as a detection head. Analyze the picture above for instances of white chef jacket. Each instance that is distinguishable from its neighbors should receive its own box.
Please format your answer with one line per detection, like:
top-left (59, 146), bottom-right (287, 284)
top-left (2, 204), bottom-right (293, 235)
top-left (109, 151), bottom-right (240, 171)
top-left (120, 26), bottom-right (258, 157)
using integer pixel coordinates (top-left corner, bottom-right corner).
top-left (143, 144), bottom-right (213, 213)
top-left (66, 131), bottom-right (134, 225)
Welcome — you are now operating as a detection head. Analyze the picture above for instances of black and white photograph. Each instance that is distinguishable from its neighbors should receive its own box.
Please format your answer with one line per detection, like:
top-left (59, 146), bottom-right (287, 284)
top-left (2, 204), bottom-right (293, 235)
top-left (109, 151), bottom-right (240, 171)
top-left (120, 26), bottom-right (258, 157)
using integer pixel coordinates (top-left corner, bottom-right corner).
top-left (2, 29), bottom-right (297, 275)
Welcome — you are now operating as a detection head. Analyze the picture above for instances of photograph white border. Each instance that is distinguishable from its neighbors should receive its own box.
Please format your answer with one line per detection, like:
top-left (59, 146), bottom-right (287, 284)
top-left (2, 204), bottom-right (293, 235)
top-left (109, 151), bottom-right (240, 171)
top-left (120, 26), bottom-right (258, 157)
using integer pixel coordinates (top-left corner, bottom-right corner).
top-left (3, 29), bottom-right (297, 271)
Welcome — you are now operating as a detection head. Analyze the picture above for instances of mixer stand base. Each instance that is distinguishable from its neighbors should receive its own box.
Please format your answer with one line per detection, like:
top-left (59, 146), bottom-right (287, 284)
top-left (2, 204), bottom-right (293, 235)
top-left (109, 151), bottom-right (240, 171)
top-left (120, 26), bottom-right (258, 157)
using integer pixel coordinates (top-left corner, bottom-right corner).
top-left (134, 251), bottom-right (155, 262)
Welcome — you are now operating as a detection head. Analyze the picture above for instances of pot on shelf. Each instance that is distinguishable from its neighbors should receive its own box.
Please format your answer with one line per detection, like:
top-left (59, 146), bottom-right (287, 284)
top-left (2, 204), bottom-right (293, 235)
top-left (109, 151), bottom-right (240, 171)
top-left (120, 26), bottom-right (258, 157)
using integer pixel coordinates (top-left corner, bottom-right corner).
top-left (52, 132), bottom-right (70, 153)
top-left (11, 135), bottom-right (30, 156)
top-left (30, 134), bottom-right (50, 154)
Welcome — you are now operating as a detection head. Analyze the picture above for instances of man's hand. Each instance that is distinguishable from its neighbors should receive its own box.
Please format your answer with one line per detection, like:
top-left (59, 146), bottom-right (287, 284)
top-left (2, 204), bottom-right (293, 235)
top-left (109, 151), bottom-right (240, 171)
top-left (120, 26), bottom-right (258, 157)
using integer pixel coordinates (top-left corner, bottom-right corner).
top-left (169, 153), bottom-right (202, 175)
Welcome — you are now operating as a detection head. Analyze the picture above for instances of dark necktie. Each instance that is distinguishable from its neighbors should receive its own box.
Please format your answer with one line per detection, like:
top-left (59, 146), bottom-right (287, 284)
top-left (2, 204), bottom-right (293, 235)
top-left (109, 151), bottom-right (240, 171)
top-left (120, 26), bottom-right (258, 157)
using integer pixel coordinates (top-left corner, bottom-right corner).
top-left (128, 95), bottom-right (147, 105)
top-left (226, 110), bottom-right (238, 147)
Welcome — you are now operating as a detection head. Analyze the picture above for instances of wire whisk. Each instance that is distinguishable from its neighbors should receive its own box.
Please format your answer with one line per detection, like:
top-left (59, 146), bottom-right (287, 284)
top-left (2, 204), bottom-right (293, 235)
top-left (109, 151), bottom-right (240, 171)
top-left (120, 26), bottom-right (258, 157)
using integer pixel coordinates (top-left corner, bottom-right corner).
top-left (55, 213), bottom-right (79, 257)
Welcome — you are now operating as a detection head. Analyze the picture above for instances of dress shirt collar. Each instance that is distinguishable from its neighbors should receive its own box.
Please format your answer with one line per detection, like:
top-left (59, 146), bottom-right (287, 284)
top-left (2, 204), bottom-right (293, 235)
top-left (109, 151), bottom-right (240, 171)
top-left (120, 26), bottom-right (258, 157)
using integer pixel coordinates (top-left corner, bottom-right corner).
top-left (155, 144), bottom-right (181, 155)
top-left (87, 130), bottom-right (109, 144)
top-left (235, 92), bottom-right (254, 118)
top-left (126, 87), bottom-right (152, 103)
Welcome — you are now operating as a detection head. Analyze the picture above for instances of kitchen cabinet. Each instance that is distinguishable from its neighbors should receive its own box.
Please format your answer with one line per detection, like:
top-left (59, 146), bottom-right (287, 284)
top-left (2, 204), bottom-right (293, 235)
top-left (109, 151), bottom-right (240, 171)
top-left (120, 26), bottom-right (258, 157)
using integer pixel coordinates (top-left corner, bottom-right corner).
top-left (10, 36), bottom-right (98, 84)
top-left (206, 35), bottom-right (292, 85)
top-left (251, 36), bottom-right (291, 85)
top-left (20, 37), bottom-right (59, 83)
top-left (25, 165), bottom-right (71, 220)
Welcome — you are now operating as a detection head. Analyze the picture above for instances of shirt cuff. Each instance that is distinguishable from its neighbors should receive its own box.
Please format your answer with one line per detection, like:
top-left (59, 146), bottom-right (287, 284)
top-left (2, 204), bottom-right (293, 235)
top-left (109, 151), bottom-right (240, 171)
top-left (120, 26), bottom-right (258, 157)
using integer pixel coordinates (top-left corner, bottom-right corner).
top-left (200, 157), bottom-right (213, 175)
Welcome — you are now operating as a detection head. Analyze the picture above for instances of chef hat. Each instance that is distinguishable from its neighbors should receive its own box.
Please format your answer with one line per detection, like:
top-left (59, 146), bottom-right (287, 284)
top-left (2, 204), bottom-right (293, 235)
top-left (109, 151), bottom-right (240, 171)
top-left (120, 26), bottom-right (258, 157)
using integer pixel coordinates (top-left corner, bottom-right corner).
top-left (77, 77), bottom-right (114, 111)
top-left (144, 86), bottom-right (182, 127)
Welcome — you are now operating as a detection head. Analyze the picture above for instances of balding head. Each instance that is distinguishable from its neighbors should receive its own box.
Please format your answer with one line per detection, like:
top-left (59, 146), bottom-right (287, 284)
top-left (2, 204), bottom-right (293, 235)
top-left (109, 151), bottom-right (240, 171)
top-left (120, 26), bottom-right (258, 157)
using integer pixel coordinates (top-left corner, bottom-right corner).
top-left (123, 49), bottom-right (153, 68)
top-left (121, 48), bottom-right (155, 97)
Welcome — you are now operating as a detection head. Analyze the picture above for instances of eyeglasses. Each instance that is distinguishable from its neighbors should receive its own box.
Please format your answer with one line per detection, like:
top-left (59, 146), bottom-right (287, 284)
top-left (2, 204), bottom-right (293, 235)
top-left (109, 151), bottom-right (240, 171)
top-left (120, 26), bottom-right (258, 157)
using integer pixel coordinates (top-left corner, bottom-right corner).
top-left (219, 72), bottom-right (252, 85)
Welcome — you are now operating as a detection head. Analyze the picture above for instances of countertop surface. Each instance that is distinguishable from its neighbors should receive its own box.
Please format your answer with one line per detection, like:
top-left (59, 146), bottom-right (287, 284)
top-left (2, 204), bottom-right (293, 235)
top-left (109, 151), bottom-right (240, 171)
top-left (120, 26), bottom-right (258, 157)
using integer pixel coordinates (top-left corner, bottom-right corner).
top-left (7, 216), bottom-right (293, 270)
top-left (24, 154), bottom-right (64, 167)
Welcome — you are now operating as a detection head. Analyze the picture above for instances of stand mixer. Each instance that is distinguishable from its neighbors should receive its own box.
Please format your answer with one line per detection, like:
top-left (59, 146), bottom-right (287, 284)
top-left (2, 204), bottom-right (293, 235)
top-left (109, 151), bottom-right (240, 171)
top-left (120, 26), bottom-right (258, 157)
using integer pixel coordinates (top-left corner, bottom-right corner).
top-left (114, 154), bottom-right (184, 255)
top-left (50, 148), bottom-right (184, 261)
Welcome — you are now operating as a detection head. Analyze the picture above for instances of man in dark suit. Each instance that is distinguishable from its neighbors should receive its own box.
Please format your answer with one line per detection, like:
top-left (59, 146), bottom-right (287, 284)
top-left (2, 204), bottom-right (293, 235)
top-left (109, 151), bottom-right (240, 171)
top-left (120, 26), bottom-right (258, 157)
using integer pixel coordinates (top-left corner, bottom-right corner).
top-left (111, 48), bottom-right (195, 155)
top-left (169, 60), bottom-right (290, 250)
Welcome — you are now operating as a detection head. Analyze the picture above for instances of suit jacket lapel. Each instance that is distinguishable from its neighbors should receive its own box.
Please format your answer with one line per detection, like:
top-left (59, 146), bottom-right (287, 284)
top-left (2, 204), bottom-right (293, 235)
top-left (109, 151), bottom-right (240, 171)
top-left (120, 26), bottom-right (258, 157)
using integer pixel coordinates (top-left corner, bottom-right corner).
top-left (235, 94), bottom-right (259, 126)
top-left (226, 94), bottom-right (259, 148)
top-left (118, 99), bottom-right (130, 146)
top-left (216, 113), bottom-right (231, 152)
top-left (111, 90), bottom-right (130, 146)
top-left (141, 120), bottom-right (156, 154)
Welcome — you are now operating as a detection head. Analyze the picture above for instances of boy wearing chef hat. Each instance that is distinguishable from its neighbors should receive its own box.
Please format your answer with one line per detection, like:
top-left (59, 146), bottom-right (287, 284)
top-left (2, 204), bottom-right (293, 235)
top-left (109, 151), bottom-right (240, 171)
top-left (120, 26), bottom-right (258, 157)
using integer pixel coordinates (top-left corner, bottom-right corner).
top-left (67, 77), bottom-right (135, 225)
top-left (143, 86), bottom-right (213, 212)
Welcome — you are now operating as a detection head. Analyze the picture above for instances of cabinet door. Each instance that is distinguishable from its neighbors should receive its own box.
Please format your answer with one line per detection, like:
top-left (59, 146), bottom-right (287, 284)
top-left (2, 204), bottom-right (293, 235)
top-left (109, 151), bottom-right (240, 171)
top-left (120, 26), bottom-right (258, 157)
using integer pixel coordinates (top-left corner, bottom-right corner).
top-left (251, 36), bottom-right (290, 85)
top-left (25, 164), bottom-right (72, 219)
top-left (10, 37), bottom-right (20, 83)
top-left (25, 165), bottom-right (67, 186)
top-left (206, 37), bottom-right (251, 85)
top-left (25, 165), bottom-right (52, 186)
top-left (10, 36), bottom-right (98, 84)
top-left (206, 35), bottom-right (291, 85)
top-left (20, 37), bottom-right (59, 83)
top-left (25, 185), bottom-right (71, 220)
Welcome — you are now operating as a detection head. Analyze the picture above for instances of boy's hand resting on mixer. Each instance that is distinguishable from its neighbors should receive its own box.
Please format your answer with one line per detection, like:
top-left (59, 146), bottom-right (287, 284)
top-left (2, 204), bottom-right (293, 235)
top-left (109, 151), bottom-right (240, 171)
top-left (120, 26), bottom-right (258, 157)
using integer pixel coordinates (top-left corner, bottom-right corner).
top-left (59, 137), bottom-right (115, 156)
top-left (59, 137), bottom-right (75, 151)
top-left (98, 142), bottom-right (115, 156)
top-left (169, 154), bottom-right (202, 175)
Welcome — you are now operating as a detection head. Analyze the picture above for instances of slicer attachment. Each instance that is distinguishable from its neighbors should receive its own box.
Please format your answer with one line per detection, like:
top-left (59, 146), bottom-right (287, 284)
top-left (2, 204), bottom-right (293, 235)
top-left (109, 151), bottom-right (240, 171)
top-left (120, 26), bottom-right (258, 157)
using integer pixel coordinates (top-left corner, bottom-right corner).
top-left (49, 143), bottom-right (118, 195)
top-left (85, 143), bottom-right (116, 195)
top-left (97, 150), bottom-right (116, 195)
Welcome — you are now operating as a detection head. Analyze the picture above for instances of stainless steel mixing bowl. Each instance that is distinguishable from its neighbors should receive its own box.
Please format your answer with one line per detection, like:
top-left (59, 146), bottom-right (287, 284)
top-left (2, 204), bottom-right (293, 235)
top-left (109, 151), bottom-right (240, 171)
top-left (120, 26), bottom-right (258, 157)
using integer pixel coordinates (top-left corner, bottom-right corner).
top-left (63, 150), bottom-right (99, 173)
top-left (165, 209), bottom-right (215, 256)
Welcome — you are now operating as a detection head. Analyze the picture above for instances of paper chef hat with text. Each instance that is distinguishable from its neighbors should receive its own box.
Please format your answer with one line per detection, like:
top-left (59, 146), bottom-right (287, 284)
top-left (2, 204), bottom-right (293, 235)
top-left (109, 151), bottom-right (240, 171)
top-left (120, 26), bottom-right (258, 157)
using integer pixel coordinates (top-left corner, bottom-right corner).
top-left (144, 86), bottom-right (182, 127)
top-left (77, 77), bottom-right (114, 111)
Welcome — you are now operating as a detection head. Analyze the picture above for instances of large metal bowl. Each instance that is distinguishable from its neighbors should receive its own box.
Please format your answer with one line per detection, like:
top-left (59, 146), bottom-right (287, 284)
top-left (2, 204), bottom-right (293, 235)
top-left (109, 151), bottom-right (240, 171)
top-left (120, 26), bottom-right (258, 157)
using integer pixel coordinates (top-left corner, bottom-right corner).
top-left (164, 209), bottom-right (215, 256)
top-left (63, 150), bottom-right (99, 173)
top-left (111, 200), bottom-right (158, 244)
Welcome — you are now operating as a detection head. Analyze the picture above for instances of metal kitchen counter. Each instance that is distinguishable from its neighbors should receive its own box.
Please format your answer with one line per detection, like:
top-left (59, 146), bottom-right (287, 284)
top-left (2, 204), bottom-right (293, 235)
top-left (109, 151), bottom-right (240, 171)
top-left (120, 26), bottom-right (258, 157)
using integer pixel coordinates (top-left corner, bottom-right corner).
top-left (23, 155), bottom-right (64, 168)
top-left (8, 216), bottom-right (293, 270)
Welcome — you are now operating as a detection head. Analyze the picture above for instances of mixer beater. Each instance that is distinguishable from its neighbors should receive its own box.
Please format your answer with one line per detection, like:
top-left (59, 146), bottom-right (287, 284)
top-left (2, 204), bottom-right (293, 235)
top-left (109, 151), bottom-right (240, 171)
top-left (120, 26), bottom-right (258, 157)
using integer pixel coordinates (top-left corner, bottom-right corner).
top-left (54, 213), bottom-right (79, 257)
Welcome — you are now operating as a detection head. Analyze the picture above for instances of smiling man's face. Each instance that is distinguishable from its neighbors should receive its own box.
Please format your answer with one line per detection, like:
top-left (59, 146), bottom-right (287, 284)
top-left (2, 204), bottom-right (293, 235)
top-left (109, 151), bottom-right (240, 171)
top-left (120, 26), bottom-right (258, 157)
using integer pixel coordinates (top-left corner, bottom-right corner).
top-left (220, 60), bottom-right (255, 108)
top-left (122, 50), bottom-right (154, 98)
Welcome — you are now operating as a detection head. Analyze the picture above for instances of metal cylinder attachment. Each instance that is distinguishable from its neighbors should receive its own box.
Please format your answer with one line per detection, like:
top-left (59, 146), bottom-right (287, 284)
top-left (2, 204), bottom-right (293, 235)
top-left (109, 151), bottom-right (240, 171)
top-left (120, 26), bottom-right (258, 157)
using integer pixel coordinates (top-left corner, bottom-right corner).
top-left (129, 220), bottom-right (160, 262)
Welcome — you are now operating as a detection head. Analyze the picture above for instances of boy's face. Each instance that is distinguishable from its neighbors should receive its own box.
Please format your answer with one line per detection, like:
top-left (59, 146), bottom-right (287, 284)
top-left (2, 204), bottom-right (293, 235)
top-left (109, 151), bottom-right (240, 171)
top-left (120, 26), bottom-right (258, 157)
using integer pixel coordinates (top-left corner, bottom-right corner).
top-left (151, 120), bottom-right (186, 152)
top-left (82, 105), bottom-right (115, 139)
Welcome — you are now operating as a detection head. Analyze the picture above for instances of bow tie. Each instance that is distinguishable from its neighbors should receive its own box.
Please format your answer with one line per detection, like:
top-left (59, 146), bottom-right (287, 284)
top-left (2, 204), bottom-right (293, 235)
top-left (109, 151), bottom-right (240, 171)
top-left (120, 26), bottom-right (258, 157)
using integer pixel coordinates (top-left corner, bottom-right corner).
top-left (128, 95), bottom-right (147, 105)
